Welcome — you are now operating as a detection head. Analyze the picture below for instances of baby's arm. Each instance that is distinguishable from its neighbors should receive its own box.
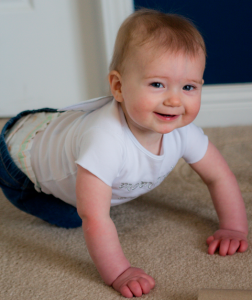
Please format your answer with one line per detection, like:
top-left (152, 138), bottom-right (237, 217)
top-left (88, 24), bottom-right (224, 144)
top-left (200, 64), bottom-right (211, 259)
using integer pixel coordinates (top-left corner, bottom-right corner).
top-left (190, 141), bottom-right (248, 256)
top-left (76, 165), bottom-right (155, 298)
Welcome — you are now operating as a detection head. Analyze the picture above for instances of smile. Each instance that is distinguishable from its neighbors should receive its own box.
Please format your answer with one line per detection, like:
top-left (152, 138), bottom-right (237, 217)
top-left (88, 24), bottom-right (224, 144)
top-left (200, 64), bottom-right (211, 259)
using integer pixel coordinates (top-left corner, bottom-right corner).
top-left (154, 112), bottom-right (180, 121)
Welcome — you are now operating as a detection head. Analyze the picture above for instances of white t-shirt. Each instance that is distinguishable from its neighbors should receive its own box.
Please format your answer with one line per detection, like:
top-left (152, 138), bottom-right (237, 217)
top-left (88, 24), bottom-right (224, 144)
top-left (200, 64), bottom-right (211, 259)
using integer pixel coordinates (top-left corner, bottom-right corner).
top-left (30, 98), bottom-right (208, 207)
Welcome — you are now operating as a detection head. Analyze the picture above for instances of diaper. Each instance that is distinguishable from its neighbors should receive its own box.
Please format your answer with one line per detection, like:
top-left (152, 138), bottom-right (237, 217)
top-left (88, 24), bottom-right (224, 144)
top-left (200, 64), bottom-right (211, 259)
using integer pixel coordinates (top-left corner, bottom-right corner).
top-left (5, 112), bottom-right (61, 191)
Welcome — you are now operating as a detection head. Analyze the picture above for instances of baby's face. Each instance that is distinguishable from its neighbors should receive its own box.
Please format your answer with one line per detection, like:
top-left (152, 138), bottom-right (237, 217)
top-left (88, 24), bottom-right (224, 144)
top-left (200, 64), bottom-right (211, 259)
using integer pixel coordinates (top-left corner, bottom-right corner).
top-left (117, 45), bottom-right (205, 137)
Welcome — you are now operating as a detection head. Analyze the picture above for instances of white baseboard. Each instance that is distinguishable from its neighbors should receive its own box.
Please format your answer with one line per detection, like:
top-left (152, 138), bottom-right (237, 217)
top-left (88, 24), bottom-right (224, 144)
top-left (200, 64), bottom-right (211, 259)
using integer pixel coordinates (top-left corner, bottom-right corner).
top-left (194, 83), bottom-right (252, 128)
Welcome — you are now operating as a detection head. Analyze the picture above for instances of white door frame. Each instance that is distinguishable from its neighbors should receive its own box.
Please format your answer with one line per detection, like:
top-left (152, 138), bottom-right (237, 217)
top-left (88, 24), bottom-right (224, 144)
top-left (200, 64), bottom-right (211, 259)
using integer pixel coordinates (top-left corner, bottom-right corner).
top-left (99, 0), bottom-right (134, 70)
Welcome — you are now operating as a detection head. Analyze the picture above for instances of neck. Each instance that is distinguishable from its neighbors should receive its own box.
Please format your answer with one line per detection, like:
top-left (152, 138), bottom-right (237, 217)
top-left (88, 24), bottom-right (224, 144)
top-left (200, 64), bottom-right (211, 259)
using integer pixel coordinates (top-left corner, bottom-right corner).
top-left (120, 102), bottom-right (163, 155)
top-left (127, 122), bottom-right (163, 155)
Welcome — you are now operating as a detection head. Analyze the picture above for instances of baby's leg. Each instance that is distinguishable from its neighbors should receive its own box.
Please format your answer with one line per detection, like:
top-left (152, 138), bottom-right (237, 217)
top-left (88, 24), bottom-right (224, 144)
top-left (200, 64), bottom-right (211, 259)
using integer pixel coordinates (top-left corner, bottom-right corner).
top-left (1, 183), bottom-right (82, 228)
top-left (0, 115), bottom-right (81, 229)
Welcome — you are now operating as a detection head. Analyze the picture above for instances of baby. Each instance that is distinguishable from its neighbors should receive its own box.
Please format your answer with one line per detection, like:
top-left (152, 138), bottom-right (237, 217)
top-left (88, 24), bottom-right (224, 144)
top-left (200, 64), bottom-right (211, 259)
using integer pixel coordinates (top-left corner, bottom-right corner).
top-left (0, 9), bottom-right (248, 298)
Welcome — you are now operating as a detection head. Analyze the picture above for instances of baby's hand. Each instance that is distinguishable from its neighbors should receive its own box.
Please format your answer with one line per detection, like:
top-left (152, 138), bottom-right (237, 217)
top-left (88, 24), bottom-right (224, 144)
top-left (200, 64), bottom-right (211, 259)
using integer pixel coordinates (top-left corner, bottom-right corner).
top-left (206, 229), bottom-right (248, 256)
top-left (112, 267), bottom-right (155, 298)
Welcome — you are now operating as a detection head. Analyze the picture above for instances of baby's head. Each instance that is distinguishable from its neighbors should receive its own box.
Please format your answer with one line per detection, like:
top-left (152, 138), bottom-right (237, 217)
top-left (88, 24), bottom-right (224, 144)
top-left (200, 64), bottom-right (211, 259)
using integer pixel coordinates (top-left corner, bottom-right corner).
top-left (109, 9), bottom-right (207, 137)
top-left (109, 9), bottom-right (206, 75)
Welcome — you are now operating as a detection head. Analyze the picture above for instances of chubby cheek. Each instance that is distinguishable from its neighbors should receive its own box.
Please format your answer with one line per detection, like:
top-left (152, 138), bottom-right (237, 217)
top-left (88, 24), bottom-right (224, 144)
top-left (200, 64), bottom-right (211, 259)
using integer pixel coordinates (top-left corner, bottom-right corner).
top-left (128, 103), bottom-right (149, 125)
top-left (184, 100), bottom-right (201, 123)
top-left (125, 95), bottom-right (151, 122)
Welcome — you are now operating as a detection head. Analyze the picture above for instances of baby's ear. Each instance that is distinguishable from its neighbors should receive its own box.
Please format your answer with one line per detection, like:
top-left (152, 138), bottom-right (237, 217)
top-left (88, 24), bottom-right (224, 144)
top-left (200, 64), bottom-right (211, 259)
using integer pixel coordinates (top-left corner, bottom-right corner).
top-left (108, 70), bottom-right (123, 103)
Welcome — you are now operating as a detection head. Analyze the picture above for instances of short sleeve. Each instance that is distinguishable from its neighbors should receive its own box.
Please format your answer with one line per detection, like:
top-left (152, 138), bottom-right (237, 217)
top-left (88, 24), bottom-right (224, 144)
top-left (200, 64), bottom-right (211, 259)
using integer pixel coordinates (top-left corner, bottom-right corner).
top-left (182, 123), bottom-right (209, 164)
top-left (75, 129), bottom-right (124, 186)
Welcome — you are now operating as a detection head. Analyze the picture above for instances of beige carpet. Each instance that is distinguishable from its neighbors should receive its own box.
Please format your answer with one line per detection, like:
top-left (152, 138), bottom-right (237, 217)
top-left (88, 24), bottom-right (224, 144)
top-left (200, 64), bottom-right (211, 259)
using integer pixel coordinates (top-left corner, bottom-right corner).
top-left (0, 118), bottom-right (252, 300)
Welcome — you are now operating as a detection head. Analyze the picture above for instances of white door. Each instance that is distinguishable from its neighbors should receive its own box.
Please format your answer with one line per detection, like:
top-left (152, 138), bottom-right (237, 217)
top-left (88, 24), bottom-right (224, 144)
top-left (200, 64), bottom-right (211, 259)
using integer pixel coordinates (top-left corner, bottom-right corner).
top-left (0, 0), bottom-right (134, 117)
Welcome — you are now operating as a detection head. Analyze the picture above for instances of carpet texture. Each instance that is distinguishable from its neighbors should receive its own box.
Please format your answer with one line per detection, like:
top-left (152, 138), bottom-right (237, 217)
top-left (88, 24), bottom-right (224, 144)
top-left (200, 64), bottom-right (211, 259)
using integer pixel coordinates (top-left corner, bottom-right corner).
top-left (0, 118), bottom-right (252, 300)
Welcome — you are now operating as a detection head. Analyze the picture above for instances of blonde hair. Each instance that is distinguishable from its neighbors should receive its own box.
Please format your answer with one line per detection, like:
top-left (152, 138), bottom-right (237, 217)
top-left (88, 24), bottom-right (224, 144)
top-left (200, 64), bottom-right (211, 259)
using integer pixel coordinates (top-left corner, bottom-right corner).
top-left (109, 9), bottom-right (206, 74)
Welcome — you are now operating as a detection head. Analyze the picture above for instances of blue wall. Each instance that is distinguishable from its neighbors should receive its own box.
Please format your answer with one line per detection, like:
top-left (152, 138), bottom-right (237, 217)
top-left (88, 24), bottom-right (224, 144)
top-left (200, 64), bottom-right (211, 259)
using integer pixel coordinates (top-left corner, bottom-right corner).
top-left (134, 0), bottom-right (252, 85)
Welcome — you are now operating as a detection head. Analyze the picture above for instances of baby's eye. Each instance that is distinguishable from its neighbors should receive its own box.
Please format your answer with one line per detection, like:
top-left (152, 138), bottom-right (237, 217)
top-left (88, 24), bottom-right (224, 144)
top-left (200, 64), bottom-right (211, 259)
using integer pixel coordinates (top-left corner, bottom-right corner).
top-left (150, 82), bottom-right (164, 88)
top-left (183, 85), bottom-right (194, 91)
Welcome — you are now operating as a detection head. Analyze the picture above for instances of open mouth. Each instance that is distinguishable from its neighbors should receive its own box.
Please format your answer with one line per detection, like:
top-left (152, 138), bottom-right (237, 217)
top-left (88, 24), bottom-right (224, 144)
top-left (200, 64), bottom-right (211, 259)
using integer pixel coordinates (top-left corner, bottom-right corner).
top-left (154, 112), bottom-right (179, 120)
top-left (156, 113), bottom-right (176, 117)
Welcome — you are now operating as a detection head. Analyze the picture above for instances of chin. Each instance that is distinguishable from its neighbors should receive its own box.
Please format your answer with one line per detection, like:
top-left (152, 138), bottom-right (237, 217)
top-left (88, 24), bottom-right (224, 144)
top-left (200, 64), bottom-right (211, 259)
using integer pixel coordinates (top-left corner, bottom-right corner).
top-left (157, 127), bottom-right (176, 134)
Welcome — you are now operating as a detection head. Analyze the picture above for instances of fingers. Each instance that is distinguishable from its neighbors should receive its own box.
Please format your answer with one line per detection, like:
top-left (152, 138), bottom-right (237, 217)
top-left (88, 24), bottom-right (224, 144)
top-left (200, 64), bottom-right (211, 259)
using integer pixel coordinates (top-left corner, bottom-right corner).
top-left (227, 239), bottom-right (240, 255)
top-left (113, 267), bottom-right (155, 298)
top-left (139, 277), bottom-right (155, 294)
top-left (238, 240), bottom-right (249, 253)
top-left (120, 285), bottom-right (133, 298)
top-left (207, 239), bottom-right (220, 255)
top-left (207, 238), bottom-right (248, 256)
top-left (119, 278), bottom-right (155, 298)
top-left (120, 281), bottom-right (144, 298)
top-left (206, 235), bottom-right (214, 245)
top-left (218, 239), bottom-right (231, 256)
top-left (128, 280), bottom-right (144, 297)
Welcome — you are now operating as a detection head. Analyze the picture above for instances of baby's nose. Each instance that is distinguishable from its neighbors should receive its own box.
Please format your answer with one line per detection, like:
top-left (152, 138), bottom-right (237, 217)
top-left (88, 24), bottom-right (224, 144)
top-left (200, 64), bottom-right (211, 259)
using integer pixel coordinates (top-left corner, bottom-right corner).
top-left (163, 94), bottom-right (181, 107)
